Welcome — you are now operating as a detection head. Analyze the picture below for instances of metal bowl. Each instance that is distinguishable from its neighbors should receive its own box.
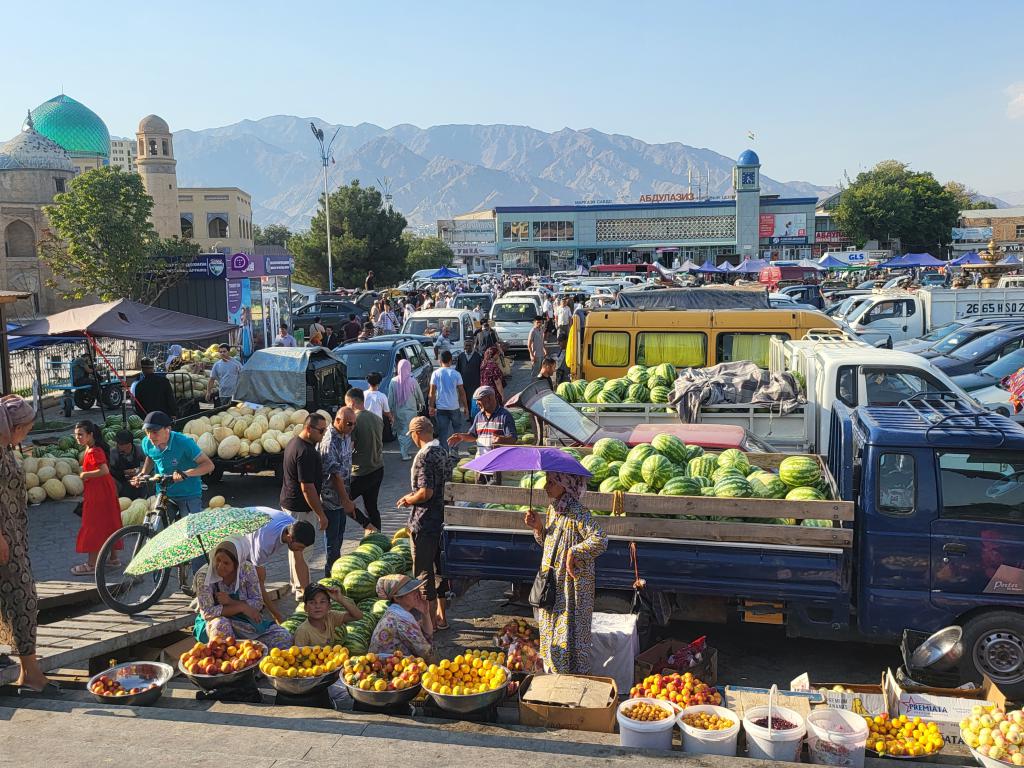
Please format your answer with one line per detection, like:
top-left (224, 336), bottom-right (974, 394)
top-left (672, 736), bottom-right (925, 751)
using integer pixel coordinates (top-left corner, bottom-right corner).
top-left (424, 665), bottom-right (511, 715)
top-left (177, 641), bottom-right (266, 691)
top-left (911, 626), bottom-right (964, 672)
top-left (88, 661), bottom-right (174, 706)
top-left (265, 669), bottom-right (340, 696)
top-left (344, 680), bottom-right (422, 707)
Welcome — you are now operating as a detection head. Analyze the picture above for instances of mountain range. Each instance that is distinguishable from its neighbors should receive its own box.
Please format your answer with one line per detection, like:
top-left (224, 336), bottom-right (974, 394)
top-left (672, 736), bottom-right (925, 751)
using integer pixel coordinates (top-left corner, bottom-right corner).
top-left (172, 118), bottom-right (841, 230)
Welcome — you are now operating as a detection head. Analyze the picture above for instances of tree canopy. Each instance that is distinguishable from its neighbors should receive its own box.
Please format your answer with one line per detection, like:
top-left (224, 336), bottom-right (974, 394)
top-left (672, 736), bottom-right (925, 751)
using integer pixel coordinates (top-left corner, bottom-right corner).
top-left (253, 223), bottom-right (292, 247)
top-left (288, 181), bottom-right (407, 289)
top-left (944, 181), bottom-right (998, 211)
top-left (832, 160), bottom-right (961, 252)
top-left (41, 166), bottom-right (199, 303)
top-left (403, 234), bottom-right (454, 275)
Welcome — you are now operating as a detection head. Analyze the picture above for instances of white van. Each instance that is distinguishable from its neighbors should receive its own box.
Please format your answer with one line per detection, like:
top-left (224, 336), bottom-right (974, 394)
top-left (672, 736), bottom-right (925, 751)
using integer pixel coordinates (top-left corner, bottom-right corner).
top-left (400, 309), bottom-right (476, 357)
top-left (490, 298), bottom-right (541, 351)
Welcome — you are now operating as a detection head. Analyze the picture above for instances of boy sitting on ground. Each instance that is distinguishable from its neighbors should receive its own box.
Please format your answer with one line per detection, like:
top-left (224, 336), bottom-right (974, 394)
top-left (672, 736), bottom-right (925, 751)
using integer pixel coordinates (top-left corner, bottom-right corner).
top-left (292, 583), bottom-right (363, 647)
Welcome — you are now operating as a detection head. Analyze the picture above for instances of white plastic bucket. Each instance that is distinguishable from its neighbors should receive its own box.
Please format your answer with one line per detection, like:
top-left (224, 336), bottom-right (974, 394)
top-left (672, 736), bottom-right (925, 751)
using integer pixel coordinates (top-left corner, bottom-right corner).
top-left (617, 697), bottom-right (677, 751)
top-left (678, 704), bottom-right (741, 757)
top-left (806, 708), bottom-right (868, 768)
top-left (743, 704), bottom-right (807, 762)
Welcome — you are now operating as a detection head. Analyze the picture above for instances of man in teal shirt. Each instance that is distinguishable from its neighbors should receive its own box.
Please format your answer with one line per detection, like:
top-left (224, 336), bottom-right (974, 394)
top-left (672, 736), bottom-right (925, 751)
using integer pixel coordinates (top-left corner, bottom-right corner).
top-left (133, 411), bottom-right (214, 584)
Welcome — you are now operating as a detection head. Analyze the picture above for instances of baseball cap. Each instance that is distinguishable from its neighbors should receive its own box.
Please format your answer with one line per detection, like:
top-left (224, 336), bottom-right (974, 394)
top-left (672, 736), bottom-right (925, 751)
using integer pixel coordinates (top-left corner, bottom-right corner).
top-left (142, 411), bottom-right (172, 430)
top-left (302, 583), bottom-right (331, 604)
top-left (114, 429), bottom-right (134, 445)
top-left (407, 415), bottom-right (433, 435)
top-left (473, 385), bottom-right (495, 400)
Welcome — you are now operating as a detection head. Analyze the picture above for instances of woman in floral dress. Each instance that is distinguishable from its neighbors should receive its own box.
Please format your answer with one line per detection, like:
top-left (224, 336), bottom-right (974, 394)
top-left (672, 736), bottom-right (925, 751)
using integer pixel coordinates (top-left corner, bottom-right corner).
top-left (523, 470), bottom-right (607, 674)
top-left (193, 539), bottom-right (292, 649)
top-left (368, 574), bottom-right (432, 659)
top-left (479, 347), bottom-right (505, 404)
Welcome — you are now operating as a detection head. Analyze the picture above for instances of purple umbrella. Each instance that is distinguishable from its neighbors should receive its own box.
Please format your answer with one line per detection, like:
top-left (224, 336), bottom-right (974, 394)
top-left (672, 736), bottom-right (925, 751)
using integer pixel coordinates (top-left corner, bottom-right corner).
top-left (462, 445), bottom-right (591, 476)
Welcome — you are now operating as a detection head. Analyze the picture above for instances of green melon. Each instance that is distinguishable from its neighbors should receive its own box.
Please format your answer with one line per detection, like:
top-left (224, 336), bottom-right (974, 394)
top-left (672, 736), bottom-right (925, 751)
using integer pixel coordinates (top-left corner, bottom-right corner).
top-left (626, 365), bottom-right (648, 383)
top-left (626, 382), bottom-right (650, 403)
top-left (331, 554), bottom-right (369, 580)
top-left (700, 487), bottom-right (717, 496)
top-left (651, 434), bottom-right (688, 465)
top-left (714, 476), bottom-right (753, 498)
top-left (580, 454), bottom-right (610, 489)
top-left (641, 454), bottom-right (675, 490)
top-left (716, 448), bottom-right (750, 475)
top-left (342, 570), bottom-right (378, 602)
top-left (619, 459), bottom-right (645, 488)
top-left (595, 389), bottom-right (621, 405)
top-left (654, 363), bottom-right (676, 382)
top-left (556, 381), bottom-right (577, 401)
top-left (606, 460), bottom-right (624, 477)
top-left (627, 443), bottom-right (656, 464)
top-left (628, 482), bottom-right (654, 495)
top-left (801, 518), bottom-right (834, 528)
top-left (360, 533), bottom-right (392, 552)
top-left (712, 466), bottom-right (746, 484)
top-left (687, 455), bottom-right (717, 480)
top-left (778, 456), bottom-right (822, 488)
top-left (592, 437), bottom-right (629, 463)
top-left (749, 471), bottom-right (788, 499)
top-left (786, 486), bottom-right (826, 501)
top-left (560, 447), bottom-right (583, 460)
top-left (599, 476), bottom-right (624, 494)
top-left (660, 477), bottom-right (703, 496)
top-left (584, 380), bottom-right (607, 403)
top-left (355, 542), bottom-right (384, 562)
top-left (603, 378), bottom-right (628, 397)
top-left (649, 385), bottom-right (671, 404)
top-left (366, 560), bottom-right (391, 578)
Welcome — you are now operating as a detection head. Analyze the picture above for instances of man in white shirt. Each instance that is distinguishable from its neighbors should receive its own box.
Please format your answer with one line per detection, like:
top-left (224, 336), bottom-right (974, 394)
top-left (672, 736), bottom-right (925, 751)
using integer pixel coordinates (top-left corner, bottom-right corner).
top-left (363, 372), bottom-right (394, 428)
top-left (208, 344), bottom-right (244, 406)
top-left (555, 298), bottom-right (572, 349)
top-left (243, 508), bottom-right (316, 623)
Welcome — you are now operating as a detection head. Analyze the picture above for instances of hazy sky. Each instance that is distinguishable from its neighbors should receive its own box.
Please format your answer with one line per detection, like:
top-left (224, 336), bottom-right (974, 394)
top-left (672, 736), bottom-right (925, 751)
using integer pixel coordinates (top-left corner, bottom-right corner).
top-left (4, 0), bottom-right (1022, 195)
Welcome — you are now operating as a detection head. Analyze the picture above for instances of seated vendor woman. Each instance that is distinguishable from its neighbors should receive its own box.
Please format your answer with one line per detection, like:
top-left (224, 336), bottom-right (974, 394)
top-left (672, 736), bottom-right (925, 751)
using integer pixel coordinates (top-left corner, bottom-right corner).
top-left (368, 574), bottom-right (433, 659)
top-left (194, 539), bottom-right (292, 650)
top-left (293, 583), bottom-right (363, 647)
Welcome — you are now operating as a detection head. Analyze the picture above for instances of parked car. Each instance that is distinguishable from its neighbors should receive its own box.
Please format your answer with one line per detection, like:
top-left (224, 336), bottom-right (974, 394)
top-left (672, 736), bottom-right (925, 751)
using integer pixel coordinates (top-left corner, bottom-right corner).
top-left (951, 348), bottom-right (1024, 392)
top-left (972, 380), bottom-right (1024, 422)
top-left (777, 284), bottom-right (825, 309)
top-left (894, 319), bottom-right (973, 354)
top-left (400, 309), bottom-right (477, 358)
top-left (490, 297), bottom-right (543, 351)
top-left (450, 292), bottom-right (494, 315)
top-left (919, 272), bottom-right (947, 288)
top-left (331, 336), bottom-right (433, 442)
top-left (768, 294), bottom-right (820, 311)
top-left (293, 300), bottom-right (369, 334)
top-left (931, 326), bottom-right (1024, 376)
top-left (918, 322), bottom-right (1019, 359)
top-left (882, 275), bottom-right (913, 290)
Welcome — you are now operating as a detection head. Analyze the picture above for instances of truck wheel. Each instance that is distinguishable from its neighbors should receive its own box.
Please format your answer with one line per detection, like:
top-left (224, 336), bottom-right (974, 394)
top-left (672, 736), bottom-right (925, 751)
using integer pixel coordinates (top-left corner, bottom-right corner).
top-left (101, 385), bottom-right (123, 409)
top-left (961, 611), bottom-right (1024, 698)
top-left (74, 389), bottom-right (96, 410)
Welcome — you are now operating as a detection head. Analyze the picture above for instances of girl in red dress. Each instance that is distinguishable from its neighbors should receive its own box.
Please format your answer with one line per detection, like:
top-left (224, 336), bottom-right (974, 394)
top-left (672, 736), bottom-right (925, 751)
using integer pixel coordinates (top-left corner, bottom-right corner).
top-left (71, 421), bottom-right (123, 576)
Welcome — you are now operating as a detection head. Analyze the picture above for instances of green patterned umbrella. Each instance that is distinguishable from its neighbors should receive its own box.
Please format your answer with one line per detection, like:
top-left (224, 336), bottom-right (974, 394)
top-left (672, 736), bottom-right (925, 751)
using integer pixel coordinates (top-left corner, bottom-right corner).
top-left (125, 506), bottom-right (271, 575)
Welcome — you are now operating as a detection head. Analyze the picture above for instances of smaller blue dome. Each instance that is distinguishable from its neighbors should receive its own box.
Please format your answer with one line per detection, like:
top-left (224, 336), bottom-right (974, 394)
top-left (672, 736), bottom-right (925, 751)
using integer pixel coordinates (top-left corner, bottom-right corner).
top-left (737, 149), bottom-right (760, 166)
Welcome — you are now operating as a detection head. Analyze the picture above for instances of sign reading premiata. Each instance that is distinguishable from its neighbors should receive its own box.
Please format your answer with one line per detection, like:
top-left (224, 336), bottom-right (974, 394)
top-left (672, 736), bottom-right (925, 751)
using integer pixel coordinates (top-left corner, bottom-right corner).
top-left (760, 213), bottom-right (808, 244)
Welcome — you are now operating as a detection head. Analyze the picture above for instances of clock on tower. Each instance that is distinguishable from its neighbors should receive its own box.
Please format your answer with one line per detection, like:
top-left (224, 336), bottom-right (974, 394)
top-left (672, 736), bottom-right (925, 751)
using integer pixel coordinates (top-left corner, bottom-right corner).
top-left (741, 170), bottom-right (756, 186)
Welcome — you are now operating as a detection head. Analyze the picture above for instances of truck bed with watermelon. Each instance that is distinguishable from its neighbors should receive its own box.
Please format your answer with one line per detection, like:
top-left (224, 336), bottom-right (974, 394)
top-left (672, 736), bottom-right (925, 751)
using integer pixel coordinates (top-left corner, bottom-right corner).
top-left (443, 395), bottom-right (1024, 696)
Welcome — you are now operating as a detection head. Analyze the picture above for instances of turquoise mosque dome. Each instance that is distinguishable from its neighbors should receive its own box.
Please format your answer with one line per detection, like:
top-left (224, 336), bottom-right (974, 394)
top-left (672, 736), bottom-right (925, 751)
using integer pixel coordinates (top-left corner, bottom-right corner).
top-left (28, 94), bottom-right (110, 160)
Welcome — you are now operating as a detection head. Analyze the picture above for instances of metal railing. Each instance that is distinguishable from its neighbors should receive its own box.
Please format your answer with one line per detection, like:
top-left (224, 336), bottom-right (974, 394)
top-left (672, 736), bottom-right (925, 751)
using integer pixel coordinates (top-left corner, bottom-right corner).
top-left (8, 339), bottom-right (139, 398)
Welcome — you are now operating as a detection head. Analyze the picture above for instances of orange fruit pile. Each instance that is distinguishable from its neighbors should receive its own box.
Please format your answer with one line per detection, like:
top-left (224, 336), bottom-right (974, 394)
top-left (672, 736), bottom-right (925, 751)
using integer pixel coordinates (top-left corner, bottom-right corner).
top-left (422, 654), bottom-right (507, 696)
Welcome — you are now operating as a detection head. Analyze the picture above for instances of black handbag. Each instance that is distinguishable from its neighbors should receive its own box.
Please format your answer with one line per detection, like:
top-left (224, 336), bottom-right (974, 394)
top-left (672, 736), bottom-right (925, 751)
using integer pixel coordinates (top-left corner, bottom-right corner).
top-left (528, 520), bottom-right (563, 609)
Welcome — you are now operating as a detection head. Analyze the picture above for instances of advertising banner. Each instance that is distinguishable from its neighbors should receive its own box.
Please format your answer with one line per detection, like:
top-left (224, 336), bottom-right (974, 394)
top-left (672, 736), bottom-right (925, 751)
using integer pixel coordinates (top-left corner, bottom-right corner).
top-left (226, 252), bottom-right (294, 278)
top-left (815, 230), bottom-right (846, 243)
top-left (760, 213), bottom-right (808, 244)
top-left (186, 253), bottom-right (227, 278)
top-left (452, 244), bottom-right (498, 258)
top-left (226, 279), bottom-right (254, 358)
top-left (952, 227), bottom-right (993, 241)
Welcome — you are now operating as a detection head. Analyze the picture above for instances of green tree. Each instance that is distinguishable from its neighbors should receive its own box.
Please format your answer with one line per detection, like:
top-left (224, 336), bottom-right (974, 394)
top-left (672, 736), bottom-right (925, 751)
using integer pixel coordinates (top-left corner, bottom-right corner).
top-left (403, 234), bottom-right (454, 275)
top-left (833, 160), bottom-right (961, 252)
top-left (945, 181), bottom-right (997, 211)
top-left (289, 180), bottom-right (407, 289)
top-left (40, 166), bottom-right (199, 302)
top-left (253, 223), bottom-right (292, 247)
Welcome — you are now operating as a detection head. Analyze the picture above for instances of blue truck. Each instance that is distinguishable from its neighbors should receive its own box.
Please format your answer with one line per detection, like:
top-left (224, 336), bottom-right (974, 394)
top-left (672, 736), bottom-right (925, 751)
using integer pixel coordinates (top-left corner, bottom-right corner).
top-left (442, 395), bottom-right (1024, 696)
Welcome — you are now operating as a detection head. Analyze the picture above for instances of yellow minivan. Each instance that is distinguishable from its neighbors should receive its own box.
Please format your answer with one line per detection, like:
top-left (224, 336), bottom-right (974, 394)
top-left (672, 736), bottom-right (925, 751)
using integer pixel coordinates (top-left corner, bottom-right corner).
top-left (572, 309), bottom-right (839, 380)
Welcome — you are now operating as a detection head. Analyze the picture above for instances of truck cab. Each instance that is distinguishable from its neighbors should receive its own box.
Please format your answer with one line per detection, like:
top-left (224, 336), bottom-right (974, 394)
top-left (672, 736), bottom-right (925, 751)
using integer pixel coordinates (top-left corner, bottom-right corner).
top-left (829, 396), bottom-right (1024, 695)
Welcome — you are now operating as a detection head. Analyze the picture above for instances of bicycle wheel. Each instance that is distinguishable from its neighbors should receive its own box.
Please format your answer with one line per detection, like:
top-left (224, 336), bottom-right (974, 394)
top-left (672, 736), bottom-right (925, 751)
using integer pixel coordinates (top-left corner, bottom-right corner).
top-left (95, 525), bottom-right (171, 614)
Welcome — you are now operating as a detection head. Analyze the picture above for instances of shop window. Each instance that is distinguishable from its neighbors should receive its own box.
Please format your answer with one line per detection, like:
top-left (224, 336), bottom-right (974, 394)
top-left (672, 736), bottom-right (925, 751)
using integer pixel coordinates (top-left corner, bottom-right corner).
top-left (878, 453), bottom-right (916, 516)
top-left (502, 221), bottom-right (530, 242)
top-left (591, 332), bottom-right (630, 367)
top-left (532, 221), bottom-right (575, 242)
top-left (636, 332), bottom-right (706, 368)
top-left (716, 333), bottom-right (789, 368)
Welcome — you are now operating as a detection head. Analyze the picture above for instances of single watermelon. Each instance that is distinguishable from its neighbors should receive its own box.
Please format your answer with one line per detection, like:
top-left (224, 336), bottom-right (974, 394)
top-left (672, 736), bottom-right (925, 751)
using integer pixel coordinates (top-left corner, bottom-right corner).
top-left (599, 476), bottom-right (624, 494)
top-left (603, 378), bottom-right (628, 398)
top-left (660, 477), bottom-right (703, 496)
top-left (626, 365), bottom-right (648, 383)
top-left (786, 486), bottom-right (826, 501)
top-left (606, 460), bottom-right (624, 477)
top-left (626, 382), bottom-right (650, 403)
top-left (714, 476), bottom-right (753, 498)
top-left (716, 448), bottom-right (750, 475)
top-left (654, 363), bottom-right (676, 382)
top-left (712, 466), bottom-right (746, 484)
top-left (651, 434), bottom-right (688, 465)
top-left (649, 385), bottom-right (672, 404)
top-left (685, 444), bottom-right (704, 461)
top-left (580, 455), bottom-right (610, 488)
top-left (687, 455), bottom-right (717, 480)
top-left (593, 437), bottom-right (629, 463)
top-left (360, 532), bottom-right (392, 552)
top-left (595, 389), bottom-right (621, 405)
top-left (778, 456), bottom-right (822, 488)
top-left (355, 543), bottom-right (384, 562)
top-left (561, 447), bottom-right (583, 460)
top-left (627, 443), bottom-right (656, 464)
top-left (801, 518), bottom-right (834, 528)
top-left (618, 459), bottom-right (645, 488)
top-left (749, 471), bottom-right (788, 499)
top-left (700, 487), bottom-right (717, 496)
top-left (641, 454), bottom-right (675, 490)
top-left (342, 570), bottom-right (378, 602)
top-left (584, 379), bottom-right (607, 403)
top-left (628, 482), bottom-right (654, 495)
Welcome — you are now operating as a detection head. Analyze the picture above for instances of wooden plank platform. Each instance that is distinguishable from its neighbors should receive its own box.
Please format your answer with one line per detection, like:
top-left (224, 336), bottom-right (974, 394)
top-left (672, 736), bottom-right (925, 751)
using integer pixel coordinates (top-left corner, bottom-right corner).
top-left (1, 583), bottom-right (288, 686)
top-left (36, 580), bottom-right (99, 611)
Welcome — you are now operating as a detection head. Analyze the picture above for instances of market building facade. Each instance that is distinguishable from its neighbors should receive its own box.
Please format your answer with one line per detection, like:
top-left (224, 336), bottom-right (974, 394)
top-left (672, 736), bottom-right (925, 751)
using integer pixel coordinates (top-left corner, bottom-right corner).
top-left (952, 207), bottom-right (1024, 258)
top-left (447, 151), bottom-right (819, 273)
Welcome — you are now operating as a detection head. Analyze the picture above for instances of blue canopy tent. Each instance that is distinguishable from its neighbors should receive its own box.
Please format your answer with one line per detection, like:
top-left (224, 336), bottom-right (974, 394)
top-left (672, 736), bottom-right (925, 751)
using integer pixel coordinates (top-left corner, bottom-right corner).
top-left (817, 254), bottom-right (849, 269)
top-left (731, 258), bottom-right (767, 274)
top-left (719, 261), bottom-right (737, 272)
top-left (5, 323), bottom-right (80, 352)
top-left (695, 259), bottom-right (723, 274)
top-left (427, 266), bottom-right (463, 280)
top-left (999, 254), bottom-right (1023, 266)
top-left (883, 252), bottom-right (946, 269)
top-left (949, 251), bottom-right (984, 266)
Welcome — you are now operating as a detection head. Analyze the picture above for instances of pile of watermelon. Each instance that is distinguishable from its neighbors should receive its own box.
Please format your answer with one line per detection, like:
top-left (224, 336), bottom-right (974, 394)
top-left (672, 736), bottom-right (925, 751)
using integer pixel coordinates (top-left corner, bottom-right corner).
top-left (585, 438), bottom-right (833, 527)
top-left (277, 532), bottom-right (415, 655)
top-left (555, 364), bottom-right (677, 406)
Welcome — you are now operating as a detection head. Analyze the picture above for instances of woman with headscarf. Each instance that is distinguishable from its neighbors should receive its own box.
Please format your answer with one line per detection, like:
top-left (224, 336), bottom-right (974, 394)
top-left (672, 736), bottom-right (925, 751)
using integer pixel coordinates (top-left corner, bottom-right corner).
top-left (193, 538), bottom-right (292, 650)
top-left (523, 470), bottom-right (607, 674)
top-left (387, 359), bottom-right (425, 461)
top-left (0, 395), bottom-right (55, 693)
top-left (479, 347), bottom-right (506, 404)
top-left (165, 344), bottom-right (184, 372)
top-left (368, 574), bottom-right (432, 659)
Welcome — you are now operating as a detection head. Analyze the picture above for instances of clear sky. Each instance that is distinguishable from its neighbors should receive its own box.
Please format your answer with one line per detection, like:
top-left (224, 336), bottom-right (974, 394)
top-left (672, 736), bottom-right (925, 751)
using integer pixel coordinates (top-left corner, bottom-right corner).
top-left (3, 0), bottom-right (1022, 196)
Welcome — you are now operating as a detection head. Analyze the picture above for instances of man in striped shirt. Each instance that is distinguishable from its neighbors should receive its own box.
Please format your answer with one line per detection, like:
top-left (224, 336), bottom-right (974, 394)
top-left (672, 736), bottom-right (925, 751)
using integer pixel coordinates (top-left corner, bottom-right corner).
top-left (447, 386), bottom-right (518, 485)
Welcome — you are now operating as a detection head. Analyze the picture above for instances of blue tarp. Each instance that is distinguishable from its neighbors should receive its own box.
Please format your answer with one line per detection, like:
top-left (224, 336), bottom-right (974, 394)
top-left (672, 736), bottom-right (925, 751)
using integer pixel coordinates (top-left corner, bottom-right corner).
top-left (882, 252), bottom-right (946, 269)
top-left (696, 259), bottom-right (723, 274)
top-left (730, 258), bottom-right (768, 274)
top-left (949, 252), bottom-right (984, 266)
top-left (999, 254), bottom-right (1022, 266)
top-left (817, 254), bottom-right (850, 269)
top-left (5, 323), bottom-right (81, 352)
top-left (427, 266), bottom-right (463, 280)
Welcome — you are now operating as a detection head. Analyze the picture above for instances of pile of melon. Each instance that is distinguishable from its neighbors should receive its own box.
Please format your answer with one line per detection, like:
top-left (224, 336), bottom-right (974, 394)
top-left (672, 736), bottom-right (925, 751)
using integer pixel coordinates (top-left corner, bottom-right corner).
top-left (182, 404), bottom-right (333, 460)
top-left (18, 453), bottom-right (86, 504)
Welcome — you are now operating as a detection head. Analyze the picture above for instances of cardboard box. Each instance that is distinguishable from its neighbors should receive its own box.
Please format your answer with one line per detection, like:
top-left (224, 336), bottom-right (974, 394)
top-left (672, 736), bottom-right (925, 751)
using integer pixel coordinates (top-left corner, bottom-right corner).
top-left (633, 639), bottom-right (718, 685)
top-left (884, 668), bottom-right (1006, 746)
top-left (724, 686), bottom-right (814, 720)
top-left (791, 673), bottom-right (888, 717)
top-left (518, 674), bottom-right (618, 733)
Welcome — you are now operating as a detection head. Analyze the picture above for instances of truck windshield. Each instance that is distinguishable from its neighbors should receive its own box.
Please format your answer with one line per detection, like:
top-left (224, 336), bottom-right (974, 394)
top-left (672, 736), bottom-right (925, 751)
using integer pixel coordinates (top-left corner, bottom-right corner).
top-left (492, 302), bottom-right (536, 322)
top-left (403, 317), bottom-right (458, 336)
top-left (520, 388), bottom-right (598, 444)
top-left (862, 368), bottom-right (954, 405)
top-left (939, 450), bottom-right (1024, 523)
top-left (334, 350), bottom-right (391, 379)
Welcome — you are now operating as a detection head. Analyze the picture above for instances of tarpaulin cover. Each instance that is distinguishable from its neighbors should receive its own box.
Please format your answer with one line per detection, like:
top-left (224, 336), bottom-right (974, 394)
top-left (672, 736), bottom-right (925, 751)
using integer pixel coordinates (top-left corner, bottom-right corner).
top-left (949, 251), bottom-right (984, 266)
top-left (233, 346), bottom-right (346, 407)
top-left (881, 252), bottom-right (946, 269)
top-left (4, 323), bottom-right (80, 351)
top-left (617, 287), bottom-right (770, 310)
top-left (730, 258), bottom-right (768, 274)
top-left (817, 254), bottom-right (850, 269)
top-left (10, 299), bottom-right (237, 342)
top-left (669, 360), bottom-right (804, 423)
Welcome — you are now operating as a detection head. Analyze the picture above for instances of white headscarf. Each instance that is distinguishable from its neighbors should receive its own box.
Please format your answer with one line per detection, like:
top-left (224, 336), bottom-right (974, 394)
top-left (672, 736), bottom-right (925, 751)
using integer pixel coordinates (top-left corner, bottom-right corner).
top-left (204, 537), bottom-right (252, 594)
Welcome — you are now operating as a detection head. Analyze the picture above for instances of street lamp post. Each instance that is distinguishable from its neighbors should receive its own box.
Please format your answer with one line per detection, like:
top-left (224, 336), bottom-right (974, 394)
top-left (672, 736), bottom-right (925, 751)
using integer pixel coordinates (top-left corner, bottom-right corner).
top-left (311, 122), bottom-right (341, 291)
